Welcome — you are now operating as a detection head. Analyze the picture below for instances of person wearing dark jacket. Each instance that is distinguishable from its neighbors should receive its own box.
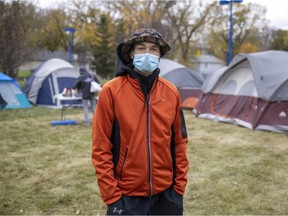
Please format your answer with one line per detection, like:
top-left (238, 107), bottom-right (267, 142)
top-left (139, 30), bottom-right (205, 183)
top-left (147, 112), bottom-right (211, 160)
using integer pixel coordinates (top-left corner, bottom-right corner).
top-left (92, 28), bottom-right (189, 215)
top-left (74, 66), bottom-right (99, 126)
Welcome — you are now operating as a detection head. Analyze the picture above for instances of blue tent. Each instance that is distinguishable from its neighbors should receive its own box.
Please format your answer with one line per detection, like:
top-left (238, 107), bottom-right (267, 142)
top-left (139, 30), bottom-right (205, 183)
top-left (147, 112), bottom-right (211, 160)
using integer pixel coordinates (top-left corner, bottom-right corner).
top-left (0, 72), bottom-right (32, 109)
top-left (23, 58), bottom-right (80, 107)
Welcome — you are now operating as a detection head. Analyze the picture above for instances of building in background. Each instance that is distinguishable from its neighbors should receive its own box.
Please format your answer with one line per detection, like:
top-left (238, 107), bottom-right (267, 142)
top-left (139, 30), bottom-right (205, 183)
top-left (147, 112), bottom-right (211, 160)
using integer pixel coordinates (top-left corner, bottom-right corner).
top-left (192, 53), bottom-right (224, 79)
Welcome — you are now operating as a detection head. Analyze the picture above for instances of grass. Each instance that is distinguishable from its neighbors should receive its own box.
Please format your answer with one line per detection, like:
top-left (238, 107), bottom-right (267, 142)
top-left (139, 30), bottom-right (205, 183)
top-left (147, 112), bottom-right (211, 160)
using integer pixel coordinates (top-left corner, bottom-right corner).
top-left (0, 107), bottom-right (287, 215)
top-left (16, 70), bottom-right (32, 88)
top-left (17, 70), bottom-right (32, 78)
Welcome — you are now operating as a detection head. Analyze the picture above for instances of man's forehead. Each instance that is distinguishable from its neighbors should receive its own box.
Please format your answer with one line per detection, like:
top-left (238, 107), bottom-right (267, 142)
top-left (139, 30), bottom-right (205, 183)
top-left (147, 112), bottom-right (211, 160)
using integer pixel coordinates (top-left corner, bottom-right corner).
top-left (134, 42), bottom-right (159, 48)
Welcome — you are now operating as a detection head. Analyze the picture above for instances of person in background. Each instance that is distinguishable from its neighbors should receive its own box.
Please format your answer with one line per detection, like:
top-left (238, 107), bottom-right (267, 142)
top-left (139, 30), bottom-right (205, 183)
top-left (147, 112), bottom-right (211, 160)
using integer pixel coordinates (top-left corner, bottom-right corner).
top-left (74, 66), bottom-right (99, 126)
top-left (92, 28), bottom-right (189, 215)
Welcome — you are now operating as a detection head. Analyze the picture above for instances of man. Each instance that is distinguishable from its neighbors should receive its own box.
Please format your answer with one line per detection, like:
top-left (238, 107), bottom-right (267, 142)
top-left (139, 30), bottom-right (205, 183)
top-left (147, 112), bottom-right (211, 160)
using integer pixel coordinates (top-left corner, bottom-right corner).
top-left (92, 28), bottom-right (189, 215)
top-left (74, 66), bottom-right (99, 126)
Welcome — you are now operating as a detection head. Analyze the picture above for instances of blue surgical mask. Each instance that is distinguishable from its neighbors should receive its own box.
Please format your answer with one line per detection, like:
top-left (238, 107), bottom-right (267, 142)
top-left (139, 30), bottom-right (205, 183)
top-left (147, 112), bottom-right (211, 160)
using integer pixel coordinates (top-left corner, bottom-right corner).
top-left (132, 53), bottom-right (159, 73)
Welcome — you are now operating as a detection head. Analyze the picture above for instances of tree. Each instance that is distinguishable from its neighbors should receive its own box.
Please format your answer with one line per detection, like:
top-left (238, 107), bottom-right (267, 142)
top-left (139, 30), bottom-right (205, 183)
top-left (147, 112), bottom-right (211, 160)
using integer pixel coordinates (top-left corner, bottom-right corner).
top-left (90, 13), bottom-right (116, 79)
top-left (164, 1), bottom-right (218, 64)
top-left (66, 1), bottom-right (102, 65)
top-left (269, 30), bottom-right (288, 51)
top-left (0, 1), bottom-right (38, 78)
top-left (36, 9), bottom-right (70, 52)
top-left (106, 0), bottom-right (217, 65)
top-left (239, 42), bottom-right (258, 53)
top-left (70, 1), bottom-right (101, 48)
top-left (207, 3), bottom-right (267, 62)
top-left (106, 0), bottom-right (167, 44)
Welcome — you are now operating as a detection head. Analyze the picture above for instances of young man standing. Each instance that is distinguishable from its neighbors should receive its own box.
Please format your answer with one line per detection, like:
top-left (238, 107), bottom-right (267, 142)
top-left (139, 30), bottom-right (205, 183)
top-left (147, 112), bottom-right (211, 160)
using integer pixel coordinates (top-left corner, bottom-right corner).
top-left (92, 28), bottom-right (189, 215)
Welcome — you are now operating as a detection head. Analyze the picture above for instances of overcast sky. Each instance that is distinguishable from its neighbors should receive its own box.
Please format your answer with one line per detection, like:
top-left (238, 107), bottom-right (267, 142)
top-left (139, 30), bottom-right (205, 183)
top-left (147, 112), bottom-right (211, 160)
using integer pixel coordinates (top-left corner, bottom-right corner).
top-left (243, 0), bottom-right (288, 30)
top-left (27, 0), bottom-right (288, 30)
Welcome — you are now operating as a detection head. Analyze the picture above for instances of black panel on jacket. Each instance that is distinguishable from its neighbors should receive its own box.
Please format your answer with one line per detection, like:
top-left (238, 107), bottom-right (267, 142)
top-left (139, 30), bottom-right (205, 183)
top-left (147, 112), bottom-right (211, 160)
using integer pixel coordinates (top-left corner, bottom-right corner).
top-left (170, 125), bottom-right (176, 185)
top-left (179, 108), bottom-right (187, 139)
top-left (110, 117), bottom-right (121, 169)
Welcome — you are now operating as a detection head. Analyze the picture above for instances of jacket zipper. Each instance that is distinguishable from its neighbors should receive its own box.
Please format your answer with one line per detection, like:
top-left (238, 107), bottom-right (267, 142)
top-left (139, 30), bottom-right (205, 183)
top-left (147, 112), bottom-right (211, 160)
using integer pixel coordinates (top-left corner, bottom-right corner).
top-left (146, 95), bottom-right (152, 197)
top-left (119, 147), bottom-right (128, 179)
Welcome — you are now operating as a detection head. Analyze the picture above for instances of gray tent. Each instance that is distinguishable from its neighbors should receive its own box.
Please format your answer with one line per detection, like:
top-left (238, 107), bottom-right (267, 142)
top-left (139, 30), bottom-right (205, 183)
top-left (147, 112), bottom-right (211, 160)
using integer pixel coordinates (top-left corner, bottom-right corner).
top-left (158, 58), bottom-right (185, 77)
top-left (195, 50), bottom-right (288, 133)
top-left (163, 67), bottom-right (203, 88)
top-left (163, 67), bottom-right (204, 109)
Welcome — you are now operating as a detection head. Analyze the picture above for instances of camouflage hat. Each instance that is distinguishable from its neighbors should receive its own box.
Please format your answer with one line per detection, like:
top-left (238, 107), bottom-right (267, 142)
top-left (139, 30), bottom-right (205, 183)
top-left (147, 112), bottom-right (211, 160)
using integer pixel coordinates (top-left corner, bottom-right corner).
top-left (121, 28), bottom-right (171, 63)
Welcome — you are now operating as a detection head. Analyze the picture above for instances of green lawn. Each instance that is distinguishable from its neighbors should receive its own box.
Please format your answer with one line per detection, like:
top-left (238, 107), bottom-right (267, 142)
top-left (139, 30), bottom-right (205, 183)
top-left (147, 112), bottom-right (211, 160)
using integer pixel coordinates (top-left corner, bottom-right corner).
top-left (17, 70), bottom-right (32, 78)
top-left (0, 107), bottom-right (287, 215)
top-left (16, 70), bottom-right (32, 88)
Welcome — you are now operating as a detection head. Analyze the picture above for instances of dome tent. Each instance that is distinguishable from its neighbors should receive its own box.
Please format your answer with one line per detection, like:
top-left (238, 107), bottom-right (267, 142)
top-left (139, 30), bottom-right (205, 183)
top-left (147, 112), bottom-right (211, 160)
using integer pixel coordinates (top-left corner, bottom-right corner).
top-left (195, 50), bottom-right (288, 133)
top-left (0, 72), bottom-right (31, 109)
top-left (162, 67), bottom-right (204, 109)
top-left (158, 58), bottom-right (185, 77)
top-left (23, 58), bottom-right (80, 108)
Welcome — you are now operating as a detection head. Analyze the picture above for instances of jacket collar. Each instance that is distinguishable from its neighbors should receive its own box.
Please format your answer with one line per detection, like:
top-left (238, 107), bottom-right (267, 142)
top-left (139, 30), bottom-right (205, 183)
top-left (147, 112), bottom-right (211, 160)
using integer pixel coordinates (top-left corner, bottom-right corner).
top-left (128, 67), bottom-right (159, 98)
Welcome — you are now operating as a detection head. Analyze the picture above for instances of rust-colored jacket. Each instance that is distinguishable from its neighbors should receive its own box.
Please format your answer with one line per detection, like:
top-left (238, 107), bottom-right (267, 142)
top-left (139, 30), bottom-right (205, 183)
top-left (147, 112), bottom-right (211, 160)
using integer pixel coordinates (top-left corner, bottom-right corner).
top-left (92, 72), bottom-right (189, 205)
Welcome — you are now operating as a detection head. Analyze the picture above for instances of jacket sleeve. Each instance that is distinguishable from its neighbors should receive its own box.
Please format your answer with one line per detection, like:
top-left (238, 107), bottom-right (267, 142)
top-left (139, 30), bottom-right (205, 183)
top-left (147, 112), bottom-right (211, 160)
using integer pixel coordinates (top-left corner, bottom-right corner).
top-left (93, 73), bottom-right (100, 84)
top-left (91, 85), bottom-right (122, 205)
top-left (172, 94), bottom-right (189, 196)
top-left (73, 77), bottom-right (81, 90)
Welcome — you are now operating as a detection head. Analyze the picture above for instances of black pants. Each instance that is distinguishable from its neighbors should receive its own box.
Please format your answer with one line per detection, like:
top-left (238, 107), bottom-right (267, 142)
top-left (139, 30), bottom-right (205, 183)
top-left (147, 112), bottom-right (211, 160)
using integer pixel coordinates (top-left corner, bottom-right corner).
top-left (107, 186), bottom-right (183, 215)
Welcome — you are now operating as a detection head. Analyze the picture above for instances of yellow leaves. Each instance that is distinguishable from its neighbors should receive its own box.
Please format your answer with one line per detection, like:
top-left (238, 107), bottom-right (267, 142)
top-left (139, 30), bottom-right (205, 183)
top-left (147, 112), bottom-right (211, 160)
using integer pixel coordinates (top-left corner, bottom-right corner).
top-left (239, 42), bottom-right (258, 53)
top-left (75, 23), bottom-right (98, 47)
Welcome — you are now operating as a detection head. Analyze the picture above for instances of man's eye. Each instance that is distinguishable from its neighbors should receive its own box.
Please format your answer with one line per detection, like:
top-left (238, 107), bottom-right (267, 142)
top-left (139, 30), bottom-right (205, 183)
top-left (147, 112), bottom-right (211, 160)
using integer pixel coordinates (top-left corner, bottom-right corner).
top-left (151, 48), bottom-right (159, 53)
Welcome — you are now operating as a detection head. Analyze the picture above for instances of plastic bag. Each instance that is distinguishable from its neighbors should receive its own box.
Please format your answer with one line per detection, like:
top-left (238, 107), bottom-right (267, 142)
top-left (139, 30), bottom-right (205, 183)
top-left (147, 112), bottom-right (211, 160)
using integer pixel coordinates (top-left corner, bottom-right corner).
top-left (90, 81), bottom-right (102, 93)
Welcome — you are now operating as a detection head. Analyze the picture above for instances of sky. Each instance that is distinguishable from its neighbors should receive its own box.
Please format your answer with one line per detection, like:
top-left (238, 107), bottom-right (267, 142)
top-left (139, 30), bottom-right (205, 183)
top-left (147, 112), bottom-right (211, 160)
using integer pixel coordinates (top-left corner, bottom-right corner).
top-left (28, 0), bottom-right (288, 30)
top-left (243, 0), bottom-right (288, 30)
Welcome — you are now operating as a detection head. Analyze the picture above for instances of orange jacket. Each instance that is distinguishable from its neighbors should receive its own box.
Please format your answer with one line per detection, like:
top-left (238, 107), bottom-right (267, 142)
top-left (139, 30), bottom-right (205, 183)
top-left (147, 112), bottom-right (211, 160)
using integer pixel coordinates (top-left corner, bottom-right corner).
top-left (92, 74), bottom-right (189, 205)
